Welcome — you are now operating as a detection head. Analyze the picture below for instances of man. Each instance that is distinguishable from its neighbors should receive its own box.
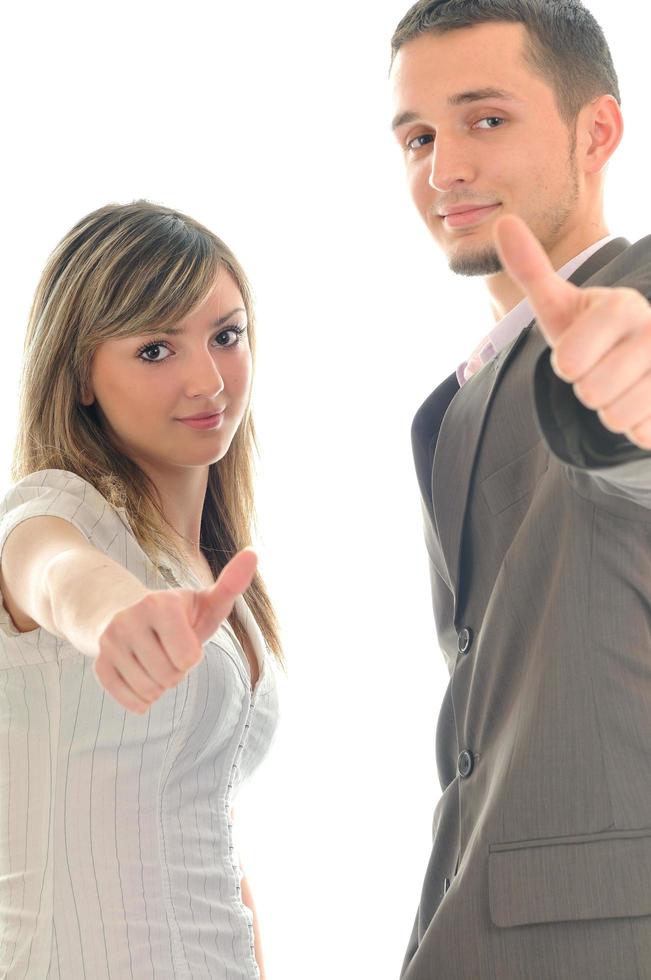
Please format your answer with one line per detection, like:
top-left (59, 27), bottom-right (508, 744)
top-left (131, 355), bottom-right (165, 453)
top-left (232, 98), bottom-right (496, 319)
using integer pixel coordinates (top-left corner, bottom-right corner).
top-left (389, 2), bottom-right (651, 977)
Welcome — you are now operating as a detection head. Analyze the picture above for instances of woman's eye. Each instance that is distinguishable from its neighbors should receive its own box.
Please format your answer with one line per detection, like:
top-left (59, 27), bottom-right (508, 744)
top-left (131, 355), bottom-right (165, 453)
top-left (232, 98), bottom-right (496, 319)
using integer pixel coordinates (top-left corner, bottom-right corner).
top-left (215, 327), bottom-right (245, 347)
top-left (136, 326), bottom-right (246, 364)
top-left (406, 133), bottom-right (434, 152)
top-left (475, 117), bottom-right (504, 129)
top-left (138, 342), bottom-right (171, 363)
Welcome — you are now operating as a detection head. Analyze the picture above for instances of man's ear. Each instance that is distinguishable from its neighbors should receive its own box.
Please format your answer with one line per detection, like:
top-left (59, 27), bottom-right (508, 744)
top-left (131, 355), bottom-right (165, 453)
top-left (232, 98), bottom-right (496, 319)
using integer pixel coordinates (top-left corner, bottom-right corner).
top-left (579, 93), bottom-right (624, 175)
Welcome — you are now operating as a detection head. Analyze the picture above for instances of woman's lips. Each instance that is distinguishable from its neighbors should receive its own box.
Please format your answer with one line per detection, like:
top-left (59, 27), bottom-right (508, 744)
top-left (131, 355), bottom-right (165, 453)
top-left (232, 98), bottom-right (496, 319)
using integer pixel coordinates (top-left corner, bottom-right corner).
top-left (177, 412), bottom-right (224, 430)
top-left (442, 203), bottom-right (501, 229)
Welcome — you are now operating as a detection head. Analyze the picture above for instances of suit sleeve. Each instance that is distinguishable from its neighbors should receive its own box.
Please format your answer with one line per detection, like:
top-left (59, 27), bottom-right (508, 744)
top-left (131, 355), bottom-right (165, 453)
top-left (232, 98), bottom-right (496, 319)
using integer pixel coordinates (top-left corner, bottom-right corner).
top-left (533, 347), bottom-right (651, 507)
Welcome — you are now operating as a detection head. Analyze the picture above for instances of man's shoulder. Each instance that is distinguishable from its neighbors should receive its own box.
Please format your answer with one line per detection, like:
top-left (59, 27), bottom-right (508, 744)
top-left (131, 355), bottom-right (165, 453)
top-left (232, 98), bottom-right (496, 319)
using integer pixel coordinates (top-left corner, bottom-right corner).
top-left (582, 234), bottom-right (651, 297)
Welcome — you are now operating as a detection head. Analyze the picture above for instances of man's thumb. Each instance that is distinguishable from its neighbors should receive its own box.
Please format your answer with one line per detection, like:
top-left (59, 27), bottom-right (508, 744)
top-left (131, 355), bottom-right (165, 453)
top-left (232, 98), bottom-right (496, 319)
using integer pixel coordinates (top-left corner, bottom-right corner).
top-left (494, 214), bottom-right (577, 344)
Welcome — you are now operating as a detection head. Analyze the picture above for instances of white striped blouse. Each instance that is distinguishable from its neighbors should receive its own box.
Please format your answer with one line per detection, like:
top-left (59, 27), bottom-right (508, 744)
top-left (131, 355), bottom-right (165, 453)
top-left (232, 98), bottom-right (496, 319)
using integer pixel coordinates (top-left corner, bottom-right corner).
top-left (0, 468), bottom-right (280, 979)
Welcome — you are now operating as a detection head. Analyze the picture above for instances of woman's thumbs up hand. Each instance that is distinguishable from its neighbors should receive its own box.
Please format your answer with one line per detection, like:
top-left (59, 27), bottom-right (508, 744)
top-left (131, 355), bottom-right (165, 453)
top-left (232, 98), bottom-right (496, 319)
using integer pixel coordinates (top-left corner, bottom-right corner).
top-left (93, 547), bottom-right (258, 714)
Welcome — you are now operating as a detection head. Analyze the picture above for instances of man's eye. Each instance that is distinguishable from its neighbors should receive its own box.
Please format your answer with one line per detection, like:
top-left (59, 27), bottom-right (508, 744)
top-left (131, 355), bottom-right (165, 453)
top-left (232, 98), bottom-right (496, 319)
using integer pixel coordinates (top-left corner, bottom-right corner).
top-left (406, 133), bottom-right (434, 152)
top-left (474, 117), bottom-right (504, 129)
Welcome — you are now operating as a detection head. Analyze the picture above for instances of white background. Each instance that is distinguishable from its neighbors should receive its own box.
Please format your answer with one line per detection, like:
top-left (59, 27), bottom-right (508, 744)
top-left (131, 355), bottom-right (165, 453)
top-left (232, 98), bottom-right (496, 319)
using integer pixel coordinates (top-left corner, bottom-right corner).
top-left (1, 2), bottom-right (648, 977)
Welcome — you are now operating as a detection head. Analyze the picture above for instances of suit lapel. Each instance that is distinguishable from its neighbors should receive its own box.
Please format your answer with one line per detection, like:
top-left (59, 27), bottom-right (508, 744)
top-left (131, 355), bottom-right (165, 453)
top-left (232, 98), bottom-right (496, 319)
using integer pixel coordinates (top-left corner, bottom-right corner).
top-left (430, 236), bottom-right (630, 624)
top-left (431, 346), bottom-right (510, 619)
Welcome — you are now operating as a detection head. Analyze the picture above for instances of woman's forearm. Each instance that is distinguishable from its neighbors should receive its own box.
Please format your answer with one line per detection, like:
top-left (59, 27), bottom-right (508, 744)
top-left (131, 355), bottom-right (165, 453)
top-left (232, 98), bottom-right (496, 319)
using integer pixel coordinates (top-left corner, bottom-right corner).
top-left (44, 548), bottom-right (150, 656)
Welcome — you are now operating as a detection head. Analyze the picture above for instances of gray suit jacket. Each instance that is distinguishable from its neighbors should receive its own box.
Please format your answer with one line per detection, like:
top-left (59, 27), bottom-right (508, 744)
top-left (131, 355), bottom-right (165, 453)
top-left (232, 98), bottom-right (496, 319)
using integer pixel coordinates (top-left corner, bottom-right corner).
top-left (401, 237), bottom-right (651, 980)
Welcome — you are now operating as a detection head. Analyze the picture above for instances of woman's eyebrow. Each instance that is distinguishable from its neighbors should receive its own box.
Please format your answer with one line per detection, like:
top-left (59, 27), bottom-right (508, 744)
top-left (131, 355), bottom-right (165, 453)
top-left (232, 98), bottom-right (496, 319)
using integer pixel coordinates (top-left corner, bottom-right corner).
top-left (141, 307), bottom-right (247, 337)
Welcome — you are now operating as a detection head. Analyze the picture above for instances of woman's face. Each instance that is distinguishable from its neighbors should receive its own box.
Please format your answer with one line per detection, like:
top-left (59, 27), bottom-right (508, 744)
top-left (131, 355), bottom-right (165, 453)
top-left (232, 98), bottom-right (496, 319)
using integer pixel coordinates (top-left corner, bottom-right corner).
top-left (81, 267), bottom-right (252, 474)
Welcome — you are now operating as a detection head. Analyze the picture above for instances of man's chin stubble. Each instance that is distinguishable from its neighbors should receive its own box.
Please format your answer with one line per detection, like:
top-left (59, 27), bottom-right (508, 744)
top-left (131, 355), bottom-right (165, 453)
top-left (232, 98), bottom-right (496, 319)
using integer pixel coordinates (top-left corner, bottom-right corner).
top-left (448, 245), bottom-right (504, 277)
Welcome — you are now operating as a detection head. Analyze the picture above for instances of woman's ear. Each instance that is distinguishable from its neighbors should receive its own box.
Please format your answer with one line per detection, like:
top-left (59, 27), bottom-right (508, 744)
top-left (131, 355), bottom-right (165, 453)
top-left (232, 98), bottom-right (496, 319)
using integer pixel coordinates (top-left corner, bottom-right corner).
top-left (79, 383), bottom-right (95, 407)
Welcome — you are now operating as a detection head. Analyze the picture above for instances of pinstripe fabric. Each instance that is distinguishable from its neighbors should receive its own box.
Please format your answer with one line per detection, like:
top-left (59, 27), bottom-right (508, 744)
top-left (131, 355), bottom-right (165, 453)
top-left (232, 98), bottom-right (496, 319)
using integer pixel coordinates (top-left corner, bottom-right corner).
top-left (0, 469), bottom-right (280, 979)
top-left (402, 237), bottom-right (651, 980)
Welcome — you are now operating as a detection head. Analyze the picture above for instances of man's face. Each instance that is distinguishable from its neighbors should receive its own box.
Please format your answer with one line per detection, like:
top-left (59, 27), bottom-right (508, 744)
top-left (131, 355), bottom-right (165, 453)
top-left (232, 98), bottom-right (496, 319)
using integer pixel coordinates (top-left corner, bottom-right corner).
top-left (390, 22), bottom-right (581, 276)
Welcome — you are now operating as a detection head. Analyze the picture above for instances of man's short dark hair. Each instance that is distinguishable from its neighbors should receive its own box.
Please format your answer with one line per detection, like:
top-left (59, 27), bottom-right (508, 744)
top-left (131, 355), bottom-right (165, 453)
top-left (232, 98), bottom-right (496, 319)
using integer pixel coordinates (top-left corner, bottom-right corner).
top-left (390, 0), bottom-right (621, 127)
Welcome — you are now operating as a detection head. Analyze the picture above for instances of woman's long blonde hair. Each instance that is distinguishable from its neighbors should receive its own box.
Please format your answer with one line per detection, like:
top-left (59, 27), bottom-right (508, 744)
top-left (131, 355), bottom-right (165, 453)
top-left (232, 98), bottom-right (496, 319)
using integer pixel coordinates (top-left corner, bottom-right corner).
top-left (12, 199), bottom-right (282, 662)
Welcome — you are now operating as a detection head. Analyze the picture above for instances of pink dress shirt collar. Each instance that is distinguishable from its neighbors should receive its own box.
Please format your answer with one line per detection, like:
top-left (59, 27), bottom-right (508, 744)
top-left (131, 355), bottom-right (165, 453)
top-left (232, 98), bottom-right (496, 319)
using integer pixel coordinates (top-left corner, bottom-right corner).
top-left (456, 234), bottom-right (618, 387)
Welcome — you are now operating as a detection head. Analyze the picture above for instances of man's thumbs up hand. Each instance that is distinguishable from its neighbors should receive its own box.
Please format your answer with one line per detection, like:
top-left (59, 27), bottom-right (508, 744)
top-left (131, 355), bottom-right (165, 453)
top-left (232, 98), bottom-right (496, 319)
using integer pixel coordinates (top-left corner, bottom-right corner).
top-left (493, 214), bottom-right (651, 450)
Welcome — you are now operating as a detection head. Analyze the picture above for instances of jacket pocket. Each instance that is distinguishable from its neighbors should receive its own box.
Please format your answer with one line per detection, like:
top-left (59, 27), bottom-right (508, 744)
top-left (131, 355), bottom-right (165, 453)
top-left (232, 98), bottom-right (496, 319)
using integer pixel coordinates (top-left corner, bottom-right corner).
top-left (489, 828), bottom-right (651, 927)
top-left (480, 441), bottom-right (549, 515)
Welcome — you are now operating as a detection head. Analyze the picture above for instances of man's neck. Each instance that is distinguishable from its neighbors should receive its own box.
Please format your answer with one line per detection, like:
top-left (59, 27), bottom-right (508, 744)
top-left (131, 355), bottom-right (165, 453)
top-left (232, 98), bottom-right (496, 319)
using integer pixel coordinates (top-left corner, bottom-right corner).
top-left (485, 217), bottom-right (611, 322)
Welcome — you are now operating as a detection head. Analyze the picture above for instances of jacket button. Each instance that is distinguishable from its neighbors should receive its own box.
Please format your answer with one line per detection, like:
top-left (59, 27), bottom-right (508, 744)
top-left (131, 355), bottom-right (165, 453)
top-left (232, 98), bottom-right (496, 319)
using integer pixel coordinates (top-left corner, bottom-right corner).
top-left (457, 627), bottom-right (473, 655)
top-left (458, 750), bottom-right (474, 778)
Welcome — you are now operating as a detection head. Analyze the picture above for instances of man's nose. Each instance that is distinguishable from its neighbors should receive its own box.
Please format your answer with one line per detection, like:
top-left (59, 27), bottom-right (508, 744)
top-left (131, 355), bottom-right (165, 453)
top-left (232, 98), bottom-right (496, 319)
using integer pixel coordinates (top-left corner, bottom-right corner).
top-left (428, 137), bottom-right (475, 191)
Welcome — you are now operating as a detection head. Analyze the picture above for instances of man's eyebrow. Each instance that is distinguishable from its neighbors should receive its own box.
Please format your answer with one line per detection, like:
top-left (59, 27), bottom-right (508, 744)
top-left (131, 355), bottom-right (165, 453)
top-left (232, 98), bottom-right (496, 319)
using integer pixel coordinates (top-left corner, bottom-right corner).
top-left (141, 307), bottom-right (247, 336)
top-left (391, 110), bottom-right (421, 132)
top-left (448, 87), bottom-right (518, 106)
top-left (391, 89), bottom-right (518, 131)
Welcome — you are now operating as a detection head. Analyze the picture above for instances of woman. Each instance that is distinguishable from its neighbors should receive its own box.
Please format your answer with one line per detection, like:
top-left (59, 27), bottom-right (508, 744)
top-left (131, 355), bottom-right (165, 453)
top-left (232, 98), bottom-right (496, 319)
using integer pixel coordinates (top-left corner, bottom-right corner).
top-left (0, 200), bottom-right (282, 979)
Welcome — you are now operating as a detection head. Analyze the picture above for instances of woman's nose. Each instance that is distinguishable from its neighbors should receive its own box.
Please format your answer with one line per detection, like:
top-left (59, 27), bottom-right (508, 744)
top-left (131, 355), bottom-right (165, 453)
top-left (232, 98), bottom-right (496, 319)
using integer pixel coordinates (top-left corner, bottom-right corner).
top-left (185, 350), bottom-right (225, 398)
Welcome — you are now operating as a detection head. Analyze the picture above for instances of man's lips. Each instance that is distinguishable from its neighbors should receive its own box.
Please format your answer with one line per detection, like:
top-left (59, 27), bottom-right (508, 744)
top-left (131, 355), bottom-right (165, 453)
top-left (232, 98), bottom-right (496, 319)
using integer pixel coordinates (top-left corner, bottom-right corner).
top-left (438, 203), bottom-right (502, 229)
top-left (437, 202), bottom-right (501, 216)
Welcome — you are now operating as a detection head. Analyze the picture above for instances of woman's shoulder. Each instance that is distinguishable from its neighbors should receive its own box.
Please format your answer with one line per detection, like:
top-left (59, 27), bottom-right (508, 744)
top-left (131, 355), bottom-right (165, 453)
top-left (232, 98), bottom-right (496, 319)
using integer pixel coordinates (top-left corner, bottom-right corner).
top-left (0, 469), bottom-right (122, 656)
top-left (0, 468), bottom-right (131, 553)
top-left (2, 467), bottom-right (103, 504)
